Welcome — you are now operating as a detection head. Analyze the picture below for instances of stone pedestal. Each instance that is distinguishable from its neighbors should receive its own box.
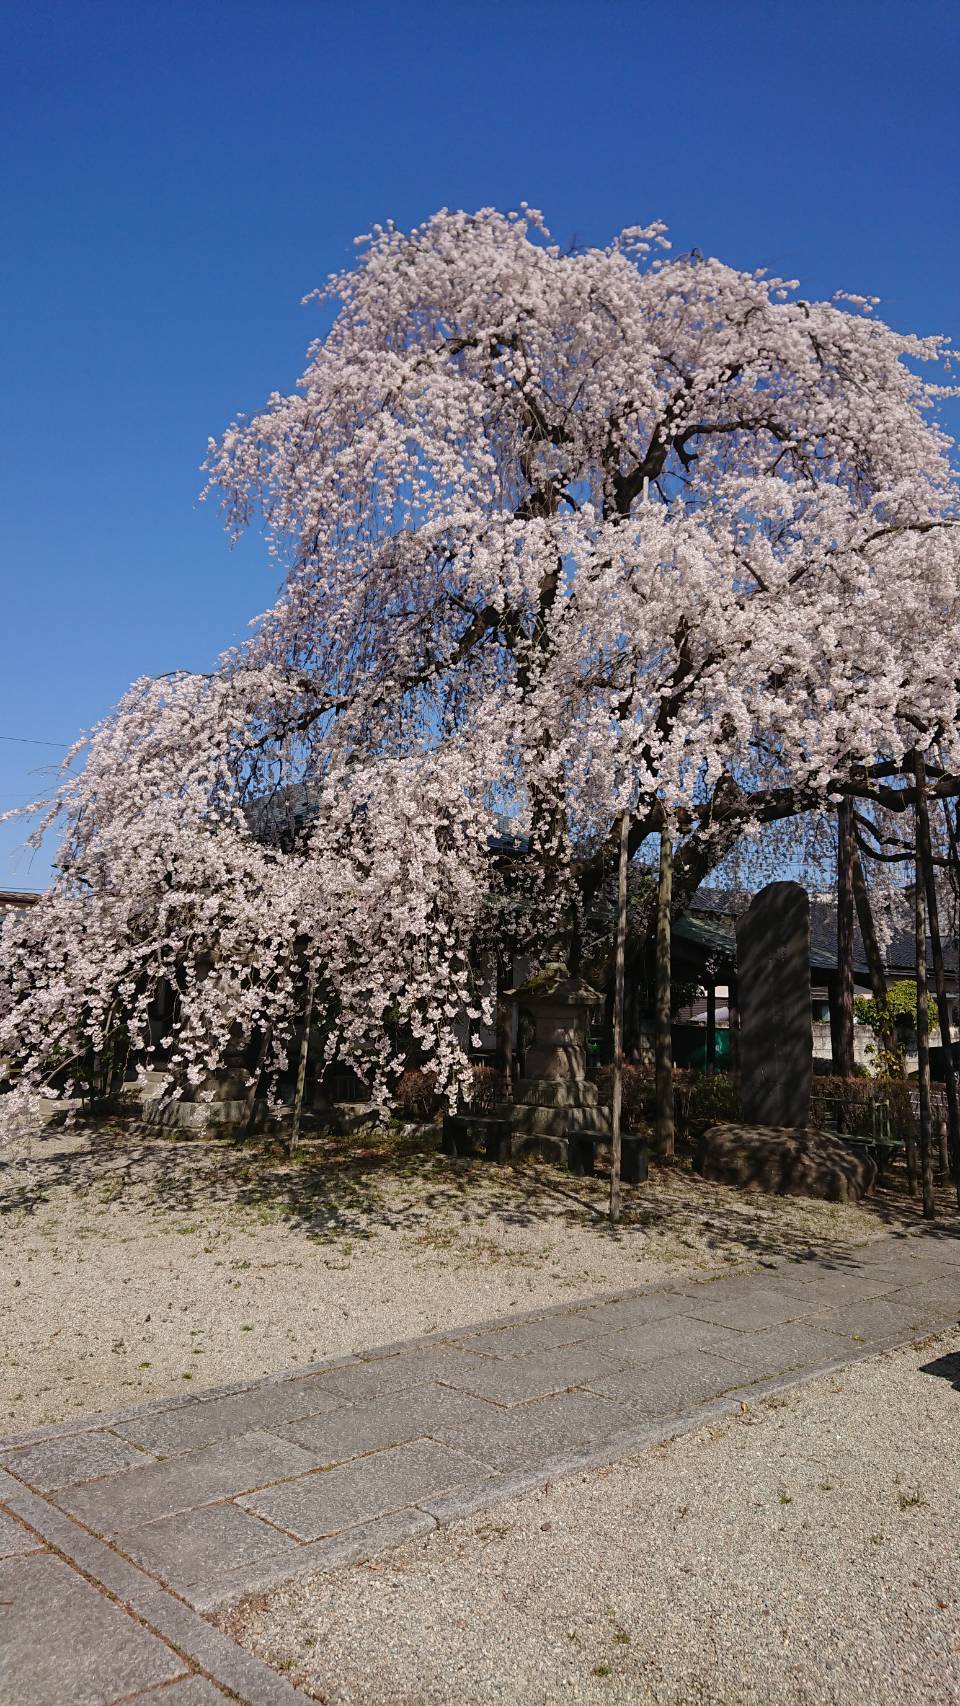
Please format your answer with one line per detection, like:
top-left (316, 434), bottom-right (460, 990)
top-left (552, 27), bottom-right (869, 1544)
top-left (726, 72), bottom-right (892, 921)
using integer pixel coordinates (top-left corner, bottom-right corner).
top-left (735, 882), bottom-right (813, 1129)
top-left (443, 974), bottom-right (614, 1164)
top-left (500, 976), bottom-right (610, 1153)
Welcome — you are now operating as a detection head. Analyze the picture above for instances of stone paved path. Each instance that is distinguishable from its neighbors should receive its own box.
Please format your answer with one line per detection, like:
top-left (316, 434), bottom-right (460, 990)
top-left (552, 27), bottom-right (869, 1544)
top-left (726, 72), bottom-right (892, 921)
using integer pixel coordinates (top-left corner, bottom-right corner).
top-left (1, 1227), bottom-right (959, 1705)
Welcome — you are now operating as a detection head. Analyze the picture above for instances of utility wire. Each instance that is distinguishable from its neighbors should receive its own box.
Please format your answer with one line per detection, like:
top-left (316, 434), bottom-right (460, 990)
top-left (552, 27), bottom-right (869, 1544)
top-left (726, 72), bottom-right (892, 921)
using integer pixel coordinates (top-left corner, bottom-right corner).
top-left (0, 735), bottom-right (69, 747)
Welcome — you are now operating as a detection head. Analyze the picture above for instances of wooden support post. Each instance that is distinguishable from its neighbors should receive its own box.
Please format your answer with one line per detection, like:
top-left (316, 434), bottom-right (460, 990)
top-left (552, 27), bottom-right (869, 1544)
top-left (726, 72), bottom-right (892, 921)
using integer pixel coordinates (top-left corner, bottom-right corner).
top-left (706, 982), bottom-right (717, 1076)
top-left (655, 816), bottom-right (675, 1158)
top-left (495, 950), bottom-right (514, 1099)
top-left (610, 809), bottom-right (629, 1224)
top-left (913, 758), bottom-right (935, 1219)
top-left (915, 772), bottom-right (960, 1205)
top-left (836, 800), bottom-right (856, 1080)
top-left (727, 974), bottom-right (739, 1076)
top-left (290, 971), bottom-right (316, 1160)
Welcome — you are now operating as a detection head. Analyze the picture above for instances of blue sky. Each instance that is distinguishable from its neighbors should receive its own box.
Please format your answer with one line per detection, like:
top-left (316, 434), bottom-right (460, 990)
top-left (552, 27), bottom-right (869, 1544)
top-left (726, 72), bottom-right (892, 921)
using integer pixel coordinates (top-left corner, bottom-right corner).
top-left (2, 0), bottom-right (958, 886)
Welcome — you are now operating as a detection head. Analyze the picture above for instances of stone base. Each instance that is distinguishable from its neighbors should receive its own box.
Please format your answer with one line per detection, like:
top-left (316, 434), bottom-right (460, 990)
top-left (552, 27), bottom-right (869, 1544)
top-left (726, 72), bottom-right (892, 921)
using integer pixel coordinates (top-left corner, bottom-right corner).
top-left (327, 1102), bottom-right (379, 1137)
top-left (696, 1123), bottom-right (877, 1203)
top-left (513, 1079), bottom-right (600, 1110)
top-left (441, 1115), bottom-right (510, 1160)
top-left (141, 1098), bottom-right (264, 1133)
top-left (567, 1133), bottom-right (649, 1183)
top-left (495, 1100), bottom-right (611, 1138)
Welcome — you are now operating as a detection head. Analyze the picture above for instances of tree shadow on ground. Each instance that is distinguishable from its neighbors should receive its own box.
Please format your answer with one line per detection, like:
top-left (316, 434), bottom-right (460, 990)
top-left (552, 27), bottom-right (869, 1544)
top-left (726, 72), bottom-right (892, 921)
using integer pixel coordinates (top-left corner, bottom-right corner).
top-left (1, 1113), bottom-right (957, 1272)
top-left (919, 1350), bottom-right (960, 1390)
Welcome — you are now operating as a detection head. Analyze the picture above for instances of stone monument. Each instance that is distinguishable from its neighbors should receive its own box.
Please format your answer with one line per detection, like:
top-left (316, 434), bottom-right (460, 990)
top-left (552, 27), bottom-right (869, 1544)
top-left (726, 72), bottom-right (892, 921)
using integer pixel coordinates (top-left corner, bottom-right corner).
top-left (735, 881), bottom-right (813, 1128)
top-left (443, 968), bottom-right (611, 1163)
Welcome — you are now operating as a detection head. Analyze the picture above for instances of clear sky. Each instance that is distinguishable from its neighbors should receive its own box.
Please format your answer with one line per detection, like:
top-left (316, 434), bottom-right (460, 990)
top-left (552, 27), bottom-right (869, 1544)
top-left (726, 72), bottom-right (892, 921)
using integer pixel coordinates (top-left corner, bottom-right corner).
top-left (2, 0), bottom-right (958, 886)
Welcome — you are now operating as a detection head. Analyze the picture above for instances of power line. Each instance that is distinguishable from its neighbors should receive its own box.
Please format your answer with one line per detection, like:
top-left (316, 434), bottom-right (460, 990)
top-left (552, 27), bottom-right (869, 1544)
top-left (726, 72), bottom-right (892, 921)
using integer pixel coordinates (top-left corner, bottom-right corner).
top-left (0, 734), bottom-right (69, 747)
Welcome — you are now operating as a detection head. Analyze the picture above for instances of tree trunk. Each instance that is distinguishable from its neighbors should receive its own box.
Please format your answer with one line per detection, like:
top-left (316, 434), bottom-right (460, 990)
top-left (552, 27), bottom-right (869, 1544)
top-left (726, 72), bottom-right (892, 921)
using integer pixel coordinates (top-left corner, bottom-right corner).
top-left (915, 761), bottom-right (960, 1205)
top-left (913, 763), bottom-right (935, 1219)
top-left (655, 818), bottom-right (675, 1157)
top-left (835, 801), bottom-right (856, 1078)
top-left (610, 810), bottom-right (629, 1223)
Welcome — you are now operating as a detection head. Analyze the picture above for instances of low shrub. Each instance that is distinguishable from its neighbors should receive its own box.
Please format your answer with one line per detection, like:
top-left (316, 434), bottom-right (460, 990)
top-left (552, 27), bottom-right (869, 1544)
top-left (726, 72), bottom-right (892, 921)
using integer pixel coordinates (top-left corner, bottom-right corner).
top-left (811, 1073), bottom-right (917, 1142)
top-left (392, 1068), bottom-right (441, 1120)
top-left (465, 1062), bottom-right (500, 1112)
top-left (673, 1070), bottom-right (742, 1139)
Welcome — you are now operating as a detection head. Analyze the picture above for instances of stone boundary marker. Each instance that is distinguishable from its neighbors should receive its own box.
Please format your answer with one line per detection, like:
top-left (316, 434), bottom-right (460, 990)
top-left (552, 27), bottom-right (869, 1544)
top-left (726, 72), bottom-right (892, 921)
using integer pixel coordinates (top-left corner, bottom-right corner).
top-left (1, 1228), bottom-right (958, 1705)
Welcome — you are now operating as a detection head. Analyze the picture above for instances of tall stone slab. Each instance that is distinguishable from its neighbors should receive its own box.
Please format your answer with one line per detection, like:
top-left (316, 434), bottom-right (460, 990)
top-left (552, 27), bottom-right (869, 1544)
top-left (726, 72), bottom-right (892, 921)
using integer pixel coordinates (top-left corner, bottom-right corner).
top-left (735, 882), bottom-right (812, 1129)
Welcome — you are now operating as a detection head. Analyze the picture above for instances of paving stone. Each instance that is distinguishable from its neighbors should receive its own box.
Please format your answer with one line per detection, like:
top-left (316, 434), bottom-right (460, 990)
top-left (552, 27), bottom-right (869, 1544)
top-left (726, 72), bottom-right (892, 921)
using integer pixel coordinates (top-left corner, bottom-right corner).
top-left (584, 1349), bottom-right (754, 1413)
top-left (815, 1295), bottom-right (935, 1347)
top-left (432, 1342), bottom-right (631, 1406)
top-left (433, 1388), bottom-right (641, 1472)
top-left (897, 1276), bottom-right (960, 1320)
top-left (137, 1680), bottom-right (233, 1703)
top-left (900, 1234), bottom-right (960, 1267)
top-left (312, 1344), bottom-right (487, 1402)
top-left (189, 1507), bottom-right (438, 1611)
top-left (558, 1292), bottom-right (688, 1335)
top-left (0, 1429), bottom-right (156, 1492)
top-left (593, 1314), bottom-right (757, 1367)
top-left (678, 1281), bottom-right (826, 1330)
top-left (0, 1506), bottom-right (43, 1557)
top-left (700, 1320), bottom-right (853, 1381)
top-left (277, 1381), bottom-right (500, 1463)
top-left (463, 1313), bottom-right (602, 1358)
top-left (771, 1266), bottom-right (903, 1302)
top-left (0, 1551), bottom-right (186, 1705)
top-left (53, 1429), bottom-right (320, 1536)
top-left (121, 1499), bottom-right (301, 1595)
top-left (114, 1378), bottom-right (348, 1456)
top-left (241, 1438), bottom-right (494, 1542)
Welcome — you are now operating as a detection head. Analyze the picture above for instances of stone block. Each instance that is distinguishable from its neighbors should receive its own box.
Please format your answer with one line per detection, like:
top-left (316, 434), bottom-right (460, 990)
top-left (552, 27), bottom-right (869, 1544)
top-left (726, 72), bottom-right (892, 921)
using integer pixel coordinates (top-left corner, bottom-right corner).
top-left (275, 1381), bottom-right (498, 1464)
top-left (585, 1348), bottom-right (753, 1413)
top-left (53, 1429), bottom-right (320, 1536)
top-left (499, 1101), bottom-right (611, 1138)
top-left (433, 1388), bottom-right (638, 1474)
top-left (703, 1319), bottom-right (854, 1381)
top-left (121, 1500), bottom-right (300, 1597)
top-left (1, 1428), bottom-right (155, 1492)
top-left (592, 1314), bottom-right (751, 1367)
top-left (815, 1295), bottom-right (937, 1347)
top-left (678, 1279), bottom-right (825, 1331)
top-left (464, 1315), bottom-right (598, 1359)
top-left (697, 1122), bottom-right (877, 1202)
top-left (0, 1508), bottom-right (41, 1557)
top-left (438, 1341), bottom-right (629, 1406)
top-left (138, 1680), bottom-right (234, 1704)
top-left (114, 1377), bottom-right (347, 1456)
top-left (513, 1078), bottom-right (599, 1109)
top-left (314, 1345), bottom-right (485, 1403)
top-left (440, 1114), bottom-right (508, 1158)
top-left (141, 1098), bottom-right (259, 1132)
top-left (508, 1132), bottom-right (570, 1167)
top-left (0, 1552), bottom-right (185, 1704)
top-left (240, 1438), bottom-right (492, 1542)
top-left (622, 1134), bottom-right (649, 1184)
top-left (189, 1509), bottom-right (439, 1611)
top-left (579, 1291), bottom-right (688, 1334)
top-left (736, 881), bottom-right (813, 1127)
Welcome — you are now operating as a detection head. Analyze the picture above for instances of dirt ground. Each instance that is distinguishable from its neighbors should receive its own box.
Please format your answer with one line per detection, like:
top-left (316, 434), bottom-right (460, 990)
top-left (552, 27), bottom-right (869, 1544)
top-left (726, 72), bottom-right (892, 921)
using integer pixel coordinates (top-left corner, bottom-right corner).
top-left (220, 1329), bottom-right (960, 1706)
top-left (0, 1115), bottom-right (953, 1432)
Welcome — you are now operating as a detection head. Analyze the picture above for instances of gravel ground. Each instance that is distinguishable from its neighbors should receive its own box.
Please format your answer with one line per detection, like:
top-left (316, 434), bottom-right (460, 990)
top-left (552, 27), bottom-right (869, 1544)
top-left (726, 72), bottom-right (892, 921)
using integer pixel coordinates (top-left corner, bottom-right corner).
top-left (0, 1118), bottom-right (899, 1432)
top-left (220, 1328), bottom-right (960, 1706)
